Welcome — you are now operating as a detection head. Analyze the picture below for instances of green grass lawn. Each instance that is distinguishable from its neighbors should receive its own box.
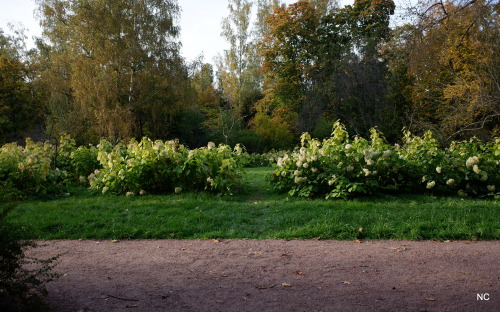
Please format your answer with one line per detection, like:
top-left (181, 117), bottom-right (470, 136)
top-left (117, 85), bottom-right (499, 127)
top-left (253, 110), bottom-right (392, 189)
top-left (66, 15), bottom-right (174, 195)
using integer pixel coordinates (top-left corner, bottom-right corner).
top-left (4, 167), bottom-right (499, 240)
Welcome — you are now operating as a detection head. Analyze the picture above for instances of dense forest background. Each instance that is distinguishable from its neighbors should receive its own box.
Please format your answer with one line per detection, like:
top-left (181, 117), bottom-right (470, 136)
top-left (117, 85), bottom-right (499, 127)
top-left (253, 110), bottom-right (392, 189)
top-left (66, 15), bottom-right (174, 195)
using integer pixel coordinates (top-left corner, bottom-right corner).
top-left (1, 0), bottom-right (498, 152)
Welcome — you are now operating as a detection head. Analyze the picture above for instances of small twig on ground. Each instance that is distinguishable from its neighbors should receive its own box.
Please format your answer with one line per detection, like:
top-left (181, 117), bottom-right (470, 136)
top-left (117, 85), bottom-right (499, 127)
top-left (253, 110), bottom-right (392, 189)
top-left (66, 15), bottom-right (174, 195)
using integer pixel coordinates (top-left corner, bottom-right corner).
top-left (106, 294), bottom-right (139, 301)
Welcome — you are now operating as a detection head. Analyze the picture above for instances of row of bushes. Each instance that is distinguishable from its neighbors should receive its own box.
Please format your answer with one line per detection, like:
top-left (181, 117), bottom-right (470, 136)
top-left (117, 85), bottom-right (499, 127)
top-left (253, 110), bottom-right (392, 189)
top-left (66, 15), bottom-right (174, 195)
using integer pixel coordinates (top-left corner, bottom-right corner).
top-left (1, 124), bottom-right (498, 199)
top-left (0, 135), bottom-right (247, 199)
top-left (270, 122), bottom-right (499, 199)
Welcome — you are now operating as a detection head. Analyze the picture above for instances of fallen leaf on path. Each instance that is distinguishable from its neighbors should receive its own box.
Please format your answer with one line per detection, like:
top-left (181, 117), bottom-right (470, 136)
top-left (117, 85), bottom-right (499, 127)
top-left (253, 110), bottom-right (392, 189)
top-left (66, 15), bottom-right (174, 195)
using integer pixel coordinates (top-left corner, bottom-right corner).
top-left (212, 239), bottom-right (220, 243)
top-left (126, 304), bottom-right (138, 308)
top-left (355, 239), bottom-right (363, 244)
top-left (425, 298), bottom-right (436, 301)
top-left (342, 281), bottom-right (351, 285)
top-left (281, 282), bottom-right (292, 287)
top-left (293, 270), bottom-right (304, 275)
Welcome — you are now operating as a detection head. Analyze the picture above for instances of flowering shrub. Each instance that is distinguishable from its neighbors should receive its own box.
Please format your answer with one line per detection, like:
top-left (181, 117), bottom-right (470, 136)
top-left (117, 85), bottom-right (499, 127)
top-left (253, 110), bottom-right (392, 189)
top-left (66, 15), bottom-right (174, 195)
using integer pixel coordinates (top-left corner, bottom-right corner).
top-left (88, 138), bottom-right (245, 195)
top-left (243, 150), bottom-right (288, 167)
top-left (0, 139), bottom-right (67, 199)
top-left (270, 122), bottom-right (499, 199)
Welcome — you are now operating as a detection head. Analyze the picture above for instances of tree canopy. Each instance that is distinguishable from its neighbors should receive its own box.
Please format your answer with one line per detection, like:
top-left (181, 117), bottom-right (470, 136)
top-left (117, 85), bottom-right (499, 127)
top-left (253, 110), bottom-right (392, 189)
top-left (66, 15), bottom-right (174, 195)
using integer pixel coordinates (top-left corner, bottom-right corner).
top-left (0, 0), bottom-right (498, 150)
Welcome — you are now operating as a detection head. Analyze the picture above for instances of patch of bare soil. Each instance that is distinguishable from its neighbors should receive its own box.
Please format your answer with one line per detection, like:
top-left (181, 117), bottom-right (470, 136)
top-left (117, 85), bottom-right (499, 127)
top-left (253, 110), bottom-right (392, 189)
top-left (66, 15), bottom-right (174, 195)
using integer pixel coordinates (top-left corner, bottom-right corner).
top-left (28, 240), bottom-right (499, 312)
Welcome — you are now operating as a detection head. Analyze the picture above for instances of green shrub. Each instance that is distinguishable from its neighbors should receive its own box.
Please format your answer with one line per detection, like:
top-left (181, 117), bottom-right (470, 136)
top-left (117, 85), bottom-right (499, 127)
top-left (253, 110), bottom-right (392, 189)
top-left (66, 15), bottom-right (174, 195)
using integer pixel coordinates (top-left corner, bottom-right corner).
top-left (0, 139), bottom-right (67, 200)
top-left (0, 204), bottom-right (59, 312)
top-left (270, 122), bottom-right (499, 199)
top-left (88, 138), bottom-right (246, 195)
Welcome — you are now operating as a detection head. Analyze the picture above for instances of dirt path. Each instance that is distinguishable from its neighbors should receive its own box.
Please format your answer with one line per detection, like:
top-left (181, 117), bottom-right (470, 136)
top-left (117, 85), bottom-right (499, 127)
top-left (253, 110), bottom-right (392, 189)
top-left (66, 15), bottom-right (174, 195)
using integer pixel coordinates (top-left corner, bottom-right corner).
top-left (29, 240), bottom-right (499, 312)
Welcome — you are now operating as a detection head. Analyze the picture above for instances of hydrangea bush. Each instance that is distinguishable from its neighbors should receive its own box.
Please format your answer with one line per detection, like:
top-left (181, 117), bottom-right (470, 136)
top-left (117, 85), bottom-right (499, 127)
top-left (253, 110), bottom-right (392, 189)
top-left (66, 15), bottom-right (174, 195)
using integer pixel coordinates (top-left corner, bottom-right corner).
top-left (0, 139), bottom-right (66, 199)
top-left (88, 138), bottom-right (246, 195)
top-left (270, 122), bottom-right (499, 199)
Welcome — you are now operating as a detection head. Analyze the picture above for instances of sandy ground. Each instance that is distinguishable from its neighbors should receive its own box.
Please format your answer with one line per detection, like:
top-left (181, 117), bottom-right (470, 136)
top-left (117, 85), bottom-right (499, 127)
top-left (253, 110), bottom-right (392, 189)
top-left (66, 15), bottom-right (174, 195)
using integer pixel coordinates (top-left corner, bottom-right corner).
top-left (28, 240), bottom-right (499, 312)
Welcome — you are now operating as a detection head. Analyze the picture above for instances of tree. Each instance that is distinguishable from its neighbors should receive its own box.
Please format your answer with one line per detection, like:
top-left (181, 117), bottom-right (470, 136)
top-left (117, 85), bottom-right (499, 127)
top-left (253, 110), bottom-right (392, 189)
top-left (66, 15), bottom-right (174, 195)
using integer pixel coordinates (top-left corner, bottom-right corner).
top-left (408, 0), bottom-right (499, 140)
top-left (0, 29), bottom-right (44, 143)
top-left (257, 0), bottom-right (320, 135)
top-left (219, 0), bottom-right (259, 123)
top-left (36, 0), bottom-right (185, 143)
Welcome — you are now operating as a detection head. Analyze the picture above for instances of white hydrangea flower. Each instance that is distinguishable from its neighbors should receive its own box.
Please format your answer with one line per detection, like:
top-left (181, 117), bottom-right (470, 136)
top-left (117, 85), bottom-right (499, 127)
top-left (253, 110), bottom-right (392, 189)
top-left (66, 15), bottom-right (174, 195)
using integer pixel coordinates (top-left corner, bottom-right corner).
top-left (102, 186), bottom-right (109, 194)
top-left (422, 176), bottom-right (427, 182)
top-left (473, 165), bottom-right (481, 174)
top-left (139, 190), bottom-right (146, 196)
top-left (345, 144), bottom-right (353, 150)
top-left (303, 162), bottom-right (309, 169)
top-left (466, 156), bottom-right (479, 168)
top-left (126, 191), bottom-right (134, 197)
top-left (311, 167), bottom-right (317, 173)
top-left (294, 176), bottom-right (307, 184)
top-left (436, 167), bottom-right (442, 174)
top-left (363, 168), bottom-right (370, 176)
top-left (487, 185), bottom-right (495, 192)
top-left (174, 187), bottom-right (182, 194)
top-left (446, 179), bottom-right (455, 185)
top-left (426, 181), bottom-right (436, 189)
top-left (296, 160), bottom-right (303, 167)
top-left (277, 157), bottom-right (284, 167)
top-left (328, 180), bottom-right (334, 186)
top-left (366, 159), bottom-right (375, 166)
top-left (300, 147), bottom-right (306, 154)
top-left (382, 150), bottom-right (391, 159)
top-left (207, 142), bottom-right (215, 150)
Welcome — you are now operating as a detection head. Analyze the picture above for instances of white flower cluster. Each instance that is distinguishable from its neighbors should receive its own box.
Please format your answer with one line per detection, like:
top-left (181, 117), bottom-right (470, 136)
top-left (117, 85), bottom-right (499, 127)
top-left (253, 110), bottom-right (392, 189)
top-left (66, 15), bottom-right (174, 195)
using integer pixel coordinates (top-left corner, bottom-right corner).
top-left (294, 176), bottom-right (307, 184)
top-left (466, 156), bottom-right (479, 168)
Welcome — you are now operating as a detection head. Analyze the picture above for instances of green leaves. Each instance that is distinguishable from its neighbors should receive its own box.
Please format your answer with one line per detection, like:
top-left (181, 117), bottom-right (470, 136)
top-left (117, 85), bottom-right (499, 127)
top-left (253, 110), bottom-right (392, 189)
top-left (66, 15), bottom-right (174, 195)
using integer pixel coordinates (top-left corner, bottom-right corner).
top-left (89, 138), bottom-right (246, 196)
top-left (270, 122), bottom-right (499, 199)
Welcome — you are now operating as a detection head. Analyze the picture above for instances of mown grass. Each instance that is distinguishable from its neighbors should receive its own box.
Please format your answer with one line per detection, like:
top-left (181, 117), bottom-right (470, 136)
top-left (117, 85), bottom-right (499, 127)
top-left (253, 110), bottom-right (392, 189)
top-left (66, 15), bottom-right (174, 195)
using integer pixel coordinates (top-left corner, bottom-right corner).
top-left (4, 167), bottom-right (499, 240)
